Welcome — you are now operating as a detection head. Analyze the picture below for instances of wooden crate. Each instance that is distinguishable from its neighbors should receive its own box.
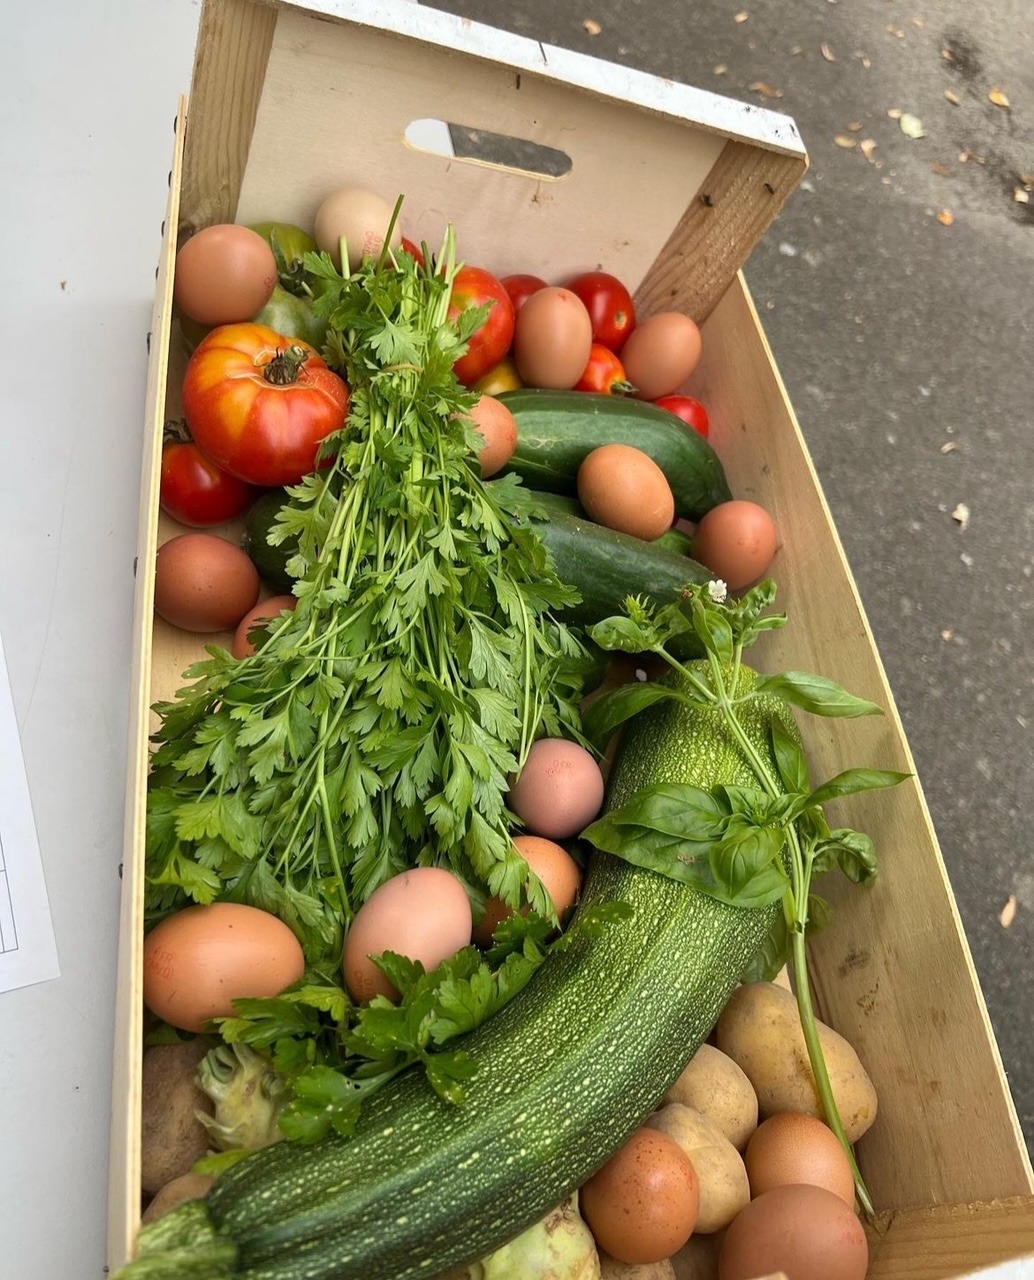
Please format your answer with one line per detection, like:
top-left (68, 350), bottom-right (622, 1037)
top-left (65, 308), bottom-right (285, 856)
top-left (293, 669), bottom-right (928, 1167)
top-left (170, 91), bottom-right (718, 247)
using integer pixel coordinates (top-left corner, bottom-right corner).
top-left (110, 0), bottom-right (1034, 1276)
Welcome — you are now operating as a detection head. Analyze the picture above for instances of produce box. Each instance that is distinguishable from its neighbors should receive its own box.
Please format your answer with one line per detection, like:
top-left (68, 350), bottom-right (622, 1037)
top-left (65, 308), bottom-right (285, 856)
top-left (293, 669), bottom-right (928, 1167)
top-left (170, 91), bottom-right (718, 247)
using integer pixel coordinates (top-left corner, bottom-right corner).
top-left (110, 0), bottom-right (1034, 1276)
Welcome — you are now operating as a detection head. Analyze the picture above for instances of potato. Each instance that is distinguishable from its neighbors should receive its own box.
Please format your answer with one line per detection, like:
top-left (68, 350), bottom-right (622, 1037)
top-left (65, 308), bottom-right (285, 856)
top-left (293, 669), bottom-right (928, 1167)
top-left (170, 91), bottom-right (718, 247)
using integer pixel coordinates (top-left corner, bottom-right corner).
top-left (599, 1254), bottom-right (676, 1279)
top-left (715, 982), bottom-right (878, 1142)
top-left (140, 1039), bottom-right (214, 1194)
top-left (670, 1229), bottom-right (723, 1280)
top-left (644, 1104), bottom-right (749, 1233)
top-left (663, 1043), bottom-right (758, 1151)
top-left (140, 1171), bottom-right (215, 1224)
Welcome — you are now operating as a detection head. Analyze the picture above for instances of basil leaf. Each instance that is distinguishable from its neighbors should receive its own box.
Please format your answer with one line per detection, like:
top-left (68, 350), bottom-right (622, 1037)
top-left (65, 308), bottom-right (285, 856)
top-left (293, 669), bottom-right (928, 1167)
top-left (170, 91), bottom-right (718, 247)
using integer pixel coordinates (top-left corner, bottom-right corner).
top-left (710, 824), bottom-right (788, 908)
top-left (805, 768), bottom-right (910, 808)
top-left (588, 615), bottom-right (653, 653)
top-left (740, 913), bottom-right (791, 983)
top-left (812, 828), bottom-right (879, 885)
top-left (753, 671), bottom-right (885, 718)
top-left (580, 681), bottom-right (688, 754)
top-left (691, 596), bottom-right (734, 667)
top-left (584, 783), bottom-right (730, 845)
top-left (771, 716), bottom-right (811, 794)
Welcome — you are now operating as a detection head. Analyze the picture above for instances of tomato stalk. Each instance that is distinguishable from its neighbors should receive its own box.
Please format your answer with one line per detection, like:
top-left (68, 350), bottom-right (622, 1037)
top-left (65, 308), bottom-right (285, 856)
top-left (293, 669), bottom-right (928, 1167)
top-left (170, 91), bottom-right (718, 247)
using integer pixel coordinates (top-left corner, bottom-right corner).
top-left (262, 345), bottom-right (311, 386)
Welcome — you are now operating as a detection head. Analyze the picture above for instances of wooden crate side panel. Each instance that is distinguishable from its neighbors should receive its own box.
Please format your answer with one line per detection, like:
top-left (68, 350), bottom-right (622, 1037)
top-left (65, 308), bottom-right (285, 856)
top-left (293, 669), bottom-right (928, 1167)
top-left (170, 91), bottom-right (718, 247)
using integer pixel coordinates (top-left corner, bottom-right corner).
top-left (107, 102), bottom-right (188, 1274)
top-left (867, 1197), bottom-right (1034, 1279)
top-left (692, 275), bottom-right (1033, 1208)
top-left (231, 7), bottom-right (724, 294)
top-left (179, 0), bottom-right (278, 231)
top-left (635, 138), bottom-right (808, 323)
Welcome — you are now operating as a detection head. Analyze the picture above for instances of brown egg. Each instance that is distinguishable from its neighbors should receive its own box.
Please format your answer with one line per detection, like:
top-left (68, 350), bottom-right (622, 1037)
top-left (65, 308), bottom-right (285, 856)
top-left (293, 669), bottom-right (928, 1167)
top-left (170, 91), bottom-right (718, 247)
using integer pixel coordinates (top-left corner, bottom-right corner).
top-left (464, 394), bottom-right (519, 477)
top-left (232, 594), bottom-right (297, 659)
top-left (581, 1127), bottom-right (700, 1265)
top-left (718, 1183), bottom-right (868, 1280)
top-left (691, 501), bottom-right (779, 591)
top-left (621, 312), bottom-right (703, 401)
top-left (507, 737), bottom-right (606, 839)
top-left (314, 186), bottom-right (402, 271)
top-left (577, 443), bottom-right (675, 541)
top-left (173, 225), bottom-right (278, 327)
top-left (473, 834), bottom-right (583, 945)
top-left (154, 533), bottom-right (261, 634)
top-left (513, 286), bottom-right (594, 389)
top-left (143, 903), bottom-right (306, 1033)
top-left (744, 1112), bottom-right (856, 1206)
top-left (342, 867), bottom-right (472, 1003)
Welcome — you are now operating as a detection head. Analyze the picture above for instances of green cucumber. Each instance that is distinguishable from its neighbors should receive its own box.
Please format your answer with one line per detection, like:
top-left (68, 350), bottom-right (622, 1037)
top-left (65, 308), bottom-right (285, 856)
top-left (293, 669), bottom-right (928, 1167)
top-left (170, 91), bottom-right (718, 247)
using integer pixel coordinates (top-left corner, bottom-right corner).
top-left (498, 389), bottom-right (732, 522)
top-left (118, 670), bottom-right (783, 1280)
top-left (508, 493), bottom-right (709, 653)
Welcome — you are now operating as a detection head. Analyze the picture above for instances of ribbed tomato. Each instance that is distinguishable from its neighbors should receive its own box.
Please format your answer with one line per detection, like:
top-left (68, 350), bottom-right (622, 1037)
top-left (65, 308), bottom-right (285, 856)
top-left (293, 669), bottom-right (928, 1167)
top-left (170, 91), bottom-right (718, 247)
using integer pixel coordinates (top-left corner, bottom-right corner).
top-left (182, 323), bottom-right (350, 486)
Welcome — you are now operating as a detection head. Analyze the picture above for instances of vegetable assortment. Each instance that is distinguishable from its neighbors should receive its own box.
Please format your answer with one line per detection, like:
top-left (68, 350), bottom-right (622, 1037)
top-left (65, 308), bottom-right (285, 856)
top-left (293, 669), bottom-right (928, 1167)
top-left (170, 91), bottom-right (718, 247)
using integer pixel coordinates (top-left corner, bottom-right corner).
top-left (119, 182), bottom-right (907, 1280)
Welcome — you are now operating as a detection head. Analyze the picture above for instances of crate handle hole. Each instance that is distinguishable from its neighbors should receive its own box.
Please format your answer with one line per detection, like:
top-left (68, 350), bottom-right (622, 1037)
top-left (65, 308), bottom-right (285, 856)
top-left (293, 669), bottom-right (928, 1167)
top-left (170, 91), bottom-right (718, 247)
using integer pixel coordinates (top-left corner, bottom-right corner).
top-left (404, 119), bottom-right (572, 180)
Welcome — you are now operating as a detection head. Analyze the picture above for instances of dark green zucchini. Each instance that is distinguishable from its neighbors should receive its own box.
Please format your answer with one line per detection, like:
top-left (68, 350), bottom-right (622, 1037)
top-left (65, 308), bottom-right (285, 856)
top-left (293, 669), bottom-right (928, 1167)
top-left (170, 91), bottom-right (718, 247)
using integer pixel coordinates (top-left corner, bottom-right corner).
top-left (116, 672), bottom-right (783, 1280)
top-left (497, 388), bottom-right (732, 522)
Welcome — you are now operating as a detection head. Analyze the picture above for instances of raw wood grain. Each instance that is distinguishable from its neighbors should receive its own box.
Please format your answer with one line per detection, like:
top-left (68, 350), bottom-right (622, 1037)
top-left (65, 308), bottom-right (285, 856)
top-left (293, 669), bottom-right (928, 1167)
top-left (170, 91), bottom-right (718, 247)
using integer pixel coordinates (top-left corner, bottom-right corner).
top-left (693, 275), bottom-right (1033, 1209)
top-left (106, 99), bottom-right (187, 1275)
top-left (867, 1197), bottom-right (1034, 1279)
top-left (635, 139), bottom-right (808, 323)
top-left (178, 0), bottom-right (277, 233)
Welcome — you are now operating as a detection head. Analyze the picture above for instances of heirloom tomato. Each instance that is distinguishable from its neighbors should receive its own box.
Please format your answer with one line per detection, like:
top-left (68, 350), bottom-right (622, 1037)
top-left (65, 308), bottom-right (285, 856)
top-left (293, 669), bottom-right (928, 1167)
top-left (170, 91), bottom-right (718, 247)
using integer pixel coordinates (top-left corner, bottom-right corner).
top-left (182, 323), bottom-right (350, 487)
top-left (565, 270), bottom-right (637, 352)
top-left (448, 266), bottom-right (515, 387)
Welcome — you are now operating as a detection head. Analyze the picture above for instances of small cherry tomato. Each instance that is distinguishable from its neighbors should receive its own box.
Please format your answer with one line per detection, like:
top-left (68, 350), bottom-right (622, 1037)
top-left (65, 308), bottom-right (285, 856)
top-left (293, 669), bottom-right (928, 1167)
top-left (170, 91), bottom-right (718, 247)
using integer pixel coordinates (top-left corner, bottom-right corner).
top-left (160, 426), bottom-right (259, 527)
top-left (653, 394), bottom-right (711, 439)
top-left (575, 343), bottom-right (635, 395)
top-left (501, 273), bottom-right (548, 316)
top-left (182, 323), bottom-right (350, 487)
top-left (449, 266), bottom-right (516, 388)
top-left (565, 270), bottom-right (637, 353)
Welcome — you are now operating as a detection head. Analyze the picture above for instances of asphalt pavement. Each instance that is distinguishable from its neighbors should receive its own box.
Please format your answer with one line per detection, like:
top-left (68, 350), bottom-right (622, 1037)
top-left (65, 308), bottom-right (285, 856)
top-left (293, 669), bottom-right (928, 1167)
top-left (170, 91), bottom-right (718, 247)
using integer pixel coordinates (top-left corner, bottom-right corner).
top-left (431, 0), bottom-right (1034, 1152)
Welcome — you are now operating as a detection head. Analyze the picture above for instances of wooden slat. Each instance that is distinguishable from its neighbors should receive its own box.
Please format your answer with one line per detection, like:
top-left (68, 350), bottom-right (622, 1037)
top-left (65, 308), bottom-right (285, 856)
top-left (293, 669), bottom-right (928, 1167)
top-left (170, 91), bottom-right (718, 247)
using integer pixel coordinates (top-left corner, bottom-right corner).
top-left (635, 138), bottom-right (808, 323)
top-left (691, 274), bottom-right (1033, 1209)
top-left (178, 0), bottom-right (277, 232)
top-left (106, 99), bottom-right (188, 1275)
top-left (867, 1197), bottom-right (1034, 1279)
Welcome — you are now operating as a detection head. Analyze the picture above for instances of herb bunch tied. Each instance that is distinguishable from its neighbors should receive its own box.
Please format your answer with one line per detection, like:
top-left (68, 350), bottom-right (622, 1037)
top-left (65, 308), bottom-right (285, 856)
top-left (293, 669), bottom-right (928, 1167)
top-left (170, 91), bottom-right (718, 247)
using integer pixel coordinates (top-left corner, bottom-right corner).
top-left (146, 225), bottom-right (588, 963)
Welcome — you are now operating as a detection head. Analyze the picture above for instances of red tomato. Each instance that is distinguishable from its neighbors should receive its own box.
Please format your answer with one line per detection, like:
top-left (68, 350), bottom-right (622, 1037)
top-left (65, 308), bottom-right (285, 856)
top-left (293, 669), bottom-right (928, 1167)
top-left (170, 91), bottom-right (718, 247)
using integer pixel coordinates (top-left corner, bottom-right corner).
top-left (160, 434), bottom-right (259, 527)
top-left (400, 236), bottom-right (425, 266)
top-left (575, 343), bottom-right (635, 395)
top-left (565, 270), bottom-right (637, 353)
top-left (501, 273), bottom-right (548, 316)
top-left (653, 394), bottom-right (711, 439)
top-left (449, 267), bottom-right (516, 388)
top-left (182, 323), bottom-right (350, 487)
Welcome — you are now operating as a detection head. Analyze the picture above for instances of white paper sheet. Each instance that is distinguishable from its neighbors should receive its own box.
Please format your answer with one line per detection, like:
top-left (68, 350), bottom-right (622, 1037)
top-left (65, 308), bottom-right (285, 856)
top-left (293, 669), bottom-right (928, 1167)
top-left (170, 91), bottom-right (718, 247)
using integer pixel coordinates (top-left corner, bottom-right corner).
top-left (0, 634), bottom-right (60, 994)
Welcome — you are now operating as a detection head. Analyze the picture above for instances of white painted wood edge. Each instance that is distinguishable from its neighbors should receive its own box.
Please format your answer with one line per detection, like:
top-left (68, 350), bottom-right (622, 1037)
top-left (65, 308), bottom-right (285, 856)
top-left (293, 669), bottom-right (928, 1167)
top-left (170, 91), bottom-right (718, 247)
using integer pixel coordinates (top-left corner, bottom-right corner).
top-left (276, 0), bottom-right (808, 157)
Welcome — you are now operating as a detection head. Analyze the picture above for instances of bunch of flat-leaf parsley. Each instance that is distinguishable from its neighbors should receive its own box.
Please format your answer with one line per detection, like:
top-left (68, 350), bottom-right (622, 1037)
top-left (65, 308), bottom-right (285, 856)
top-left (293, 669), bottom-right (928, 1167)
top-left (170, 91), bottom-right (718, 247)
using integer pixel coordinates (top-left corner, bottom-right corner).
top-left (145, 223), bottom-right (590, 963)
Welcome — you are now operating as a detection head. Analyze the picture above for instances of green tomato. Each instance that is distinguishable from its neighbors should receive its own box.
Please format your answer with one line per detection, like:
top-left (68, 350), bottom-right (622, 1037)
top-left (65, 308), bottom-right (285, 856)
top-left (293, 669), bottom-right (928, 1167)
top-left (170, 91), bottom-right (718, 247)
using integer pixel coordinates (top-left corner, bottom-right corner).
top-left (249, 221), bottom-right (318, 292)
top-left (252, 284), bottom-right (328, 350)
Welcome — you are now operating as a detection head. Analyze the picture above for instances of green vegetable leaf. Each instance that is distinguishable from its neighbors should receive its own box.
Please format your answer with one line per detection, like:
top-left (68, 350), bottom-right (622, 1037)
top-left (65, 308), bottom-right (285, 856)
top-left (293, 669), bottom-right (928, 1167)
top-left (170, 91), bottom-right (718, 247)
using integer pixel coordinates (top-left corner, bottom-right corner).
top-left (805, 768), bottom-right (911, 809)
top-left (752, 671), bottom-right (885, 718)
top-left (580, 681), bottom-right (697, 754)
